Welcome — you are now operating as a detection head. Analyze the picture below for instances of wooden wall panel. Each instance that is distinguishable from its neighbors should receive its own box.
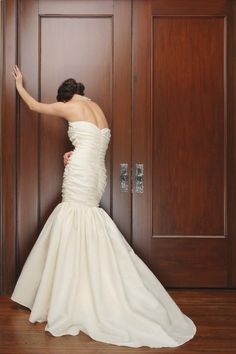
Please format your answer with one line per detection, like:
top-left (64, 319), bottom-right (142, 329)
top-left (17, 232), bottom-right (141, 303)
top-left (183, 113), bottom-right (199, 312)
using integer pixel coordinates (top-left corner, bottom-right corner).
top-left (229, 0), bottom-right (236, 286)
top-left (1, 0), bottom-right (17, 294)
top-left (0, 0), bottom-right (3, 293)
top-left (17, 0), bottom-right (40, 277)
top-left (40, 16), bottom-right (113, 225)
top-left (133, 0), bottom-right (236, 287)
top-left (112, 0), bottom-right (132, 247)
top-left (153, 17), bottom-right (225, 237)
top-left (131, 0), bottom-right (152, 265)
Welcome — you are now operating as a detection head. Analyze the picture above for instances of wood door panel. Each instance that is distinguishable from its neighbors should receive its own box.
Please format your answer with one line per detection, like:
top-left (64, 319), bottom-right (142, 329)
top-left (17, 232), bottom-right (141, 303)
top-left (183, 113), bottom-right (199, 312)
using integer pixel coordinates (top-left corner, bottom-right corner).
top-left (40, 16), bottom-right (113, 224)
top-left (1, 0), bottom-right (18, 293)
top-left (153, 17), bottom-right (225, 237)
top-left (39, 0), bottom-right (113, 14)
top-left (17, 0), bottom-right (39, 275)
top-left (150, 238), bottom-right (228, 287)
top-left (133, 0), bottom-right (236, 288)
top-left (1, 0), bottom-right (132, 294)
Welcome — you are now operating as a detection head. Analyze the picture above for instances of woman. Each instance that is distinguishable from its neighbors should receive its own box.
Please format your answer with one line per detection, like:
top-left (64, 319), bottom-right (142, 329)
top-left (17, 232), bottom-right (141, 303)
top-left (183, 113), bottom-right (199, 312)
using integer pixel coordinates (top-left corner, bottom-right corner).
top-left (11, 65), bottom-right (197, 348)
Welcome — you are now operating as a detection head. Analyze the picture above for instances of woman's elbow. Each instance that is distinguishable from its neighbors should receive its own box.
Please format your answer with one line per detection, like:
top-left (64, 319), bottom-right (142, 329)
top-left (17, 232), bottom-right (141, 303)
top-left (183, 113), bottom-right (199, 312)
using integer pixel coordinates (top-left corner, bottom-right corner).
top-left (28, 101), bottom-right (39, 112)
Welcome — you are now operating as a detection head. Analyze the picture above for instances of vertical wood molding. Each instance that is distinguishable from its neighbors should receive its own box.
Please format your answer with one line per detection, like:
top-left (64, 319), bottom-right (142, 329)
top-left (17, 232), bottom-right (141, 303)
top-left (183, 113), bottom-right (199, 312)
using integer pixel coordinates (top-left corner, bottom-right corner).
top-left (1, 0), bottom-right (17, 294)
top-left (17, 0), bottom-right (40, 278)
top-left (228, 0), bottom-right (236, 287)
top-left (112, 0), bottom-right (132, 241)
top-left (0, 0), bottom-right (3, 294)
top-left (132, 0), bottom-right (152, 265)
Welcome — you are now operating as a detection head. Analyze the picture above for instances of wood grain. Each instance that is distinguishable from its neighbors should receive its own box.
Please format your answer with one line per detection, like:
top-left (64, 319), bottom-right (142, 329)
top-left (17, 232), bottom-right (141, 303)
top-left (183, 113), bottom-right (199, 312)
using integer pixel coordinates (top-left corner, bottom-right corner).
top-left (0, 291), bottom-right (235, 353)
top-left (132, 0), bottom-right (236, 288)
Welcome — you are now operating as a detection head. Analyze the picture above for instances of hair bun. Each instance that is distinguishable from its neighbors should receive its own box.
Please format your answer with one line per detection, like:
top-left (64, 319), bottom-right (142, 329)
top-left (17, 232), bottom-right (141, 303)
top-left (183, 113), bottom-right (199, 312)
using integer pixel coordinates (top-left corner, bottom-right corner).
top-left (56, 78), bottom-right (86, 102)
top-left (76, 82), bottom-right (85, 95)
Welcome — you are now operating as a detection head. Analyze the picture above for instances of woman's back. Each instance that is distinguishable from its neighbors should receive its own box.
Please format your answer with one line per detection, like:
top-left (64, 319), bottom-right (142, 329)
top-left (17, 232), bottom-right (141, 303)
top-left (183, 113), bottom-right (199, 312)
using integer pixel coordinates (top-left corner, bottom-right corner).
top-left (63, 95), bottom-right (109, 130)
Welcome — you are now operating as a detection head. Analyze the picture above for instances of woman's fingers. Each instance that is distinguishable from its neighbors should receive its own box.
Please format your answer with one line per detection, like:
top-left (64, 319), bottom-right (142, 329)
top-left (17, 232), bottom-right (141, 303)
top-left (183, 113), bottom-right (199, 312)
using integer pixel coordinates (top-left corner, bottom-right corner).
top-left (12, 65), bottom-right (22, 79)
top-left (12, 65), bottom-right (23, 85)
top-left (64, 151), bottom-right (73, 158)
top-left (63, 156), bottom-right (68, 166)
top-left (64, 152), bottom-right (70, 158)
top-left (12, 65), bottom-right (18, 75)
top-left (63, 151), bottom-right (73, 166)
top-left (14, 64), bottom-right (20, 73)
top-left (12, 66), bottom-right (18, 78)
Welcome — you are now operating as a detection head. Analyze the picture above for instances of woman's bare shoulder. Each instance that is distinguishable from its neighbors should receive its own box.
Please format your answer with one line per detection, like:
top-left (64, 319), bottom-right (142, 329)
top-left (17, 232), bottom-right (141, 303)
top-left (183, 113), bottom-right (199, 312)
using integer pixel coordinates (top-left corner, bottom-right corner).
top-left (64, 99), bottom-right (109, 128)
top-left (90, 101), bottom-right (109, 127)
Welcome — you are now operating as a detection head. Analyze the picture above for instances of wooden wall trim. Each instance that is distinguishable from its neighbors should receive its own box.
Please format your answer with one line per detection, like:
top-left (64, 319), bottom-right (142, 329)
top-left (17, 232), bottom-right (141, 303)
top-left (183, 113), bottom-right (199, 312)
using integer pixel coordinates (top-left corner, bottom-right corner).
top-left (112, 0), bottom-right (132, 242)
top-left (0, 0), bottom-right (3, 294)
top-left (132, 0), bottom-right (152, 265)
top-left (228, 0), bottom-right (236, 287)
top-left (1, 0), bottom-right (18, 294)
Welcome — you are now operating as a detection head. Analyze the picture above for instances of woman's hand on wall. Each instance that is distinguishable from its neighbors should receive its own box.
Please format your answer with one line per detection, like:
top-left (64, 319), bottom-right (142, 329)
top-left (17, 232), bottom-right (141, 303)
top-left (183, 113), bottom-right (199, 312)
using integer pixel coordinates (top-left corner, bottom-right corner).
top-left (11, 65), bottom-right (23, 87)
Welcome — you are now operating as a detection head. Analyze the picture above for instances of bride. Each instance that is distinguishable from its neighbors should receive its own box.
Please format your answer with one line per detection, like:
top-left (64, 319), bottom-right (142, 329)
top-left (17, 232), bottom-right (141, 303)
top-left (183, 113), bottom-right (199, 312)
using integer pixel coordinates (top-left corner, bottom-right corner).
top-left (11, 64), bottom-right (196, 348)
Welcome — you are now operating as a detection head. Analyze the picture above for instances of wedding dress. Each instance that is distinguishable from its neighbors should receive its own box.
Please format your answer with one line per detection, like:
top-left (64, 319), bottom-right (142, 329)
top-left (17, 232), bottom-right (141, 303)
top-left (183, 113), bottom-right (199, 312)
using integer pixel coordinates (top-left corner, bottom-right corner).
top-left (10, 102), bottom-right (196, 348)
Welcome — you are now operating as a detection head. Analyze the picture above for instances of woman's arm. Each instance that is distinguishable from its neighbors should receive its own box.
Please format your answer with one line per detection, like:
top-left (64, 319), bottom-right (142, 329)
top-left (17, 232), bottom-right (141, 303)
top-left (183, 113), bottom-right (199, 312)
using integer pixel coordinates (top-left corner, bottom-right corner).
top-left (12, 65), bottom-right (67, 117)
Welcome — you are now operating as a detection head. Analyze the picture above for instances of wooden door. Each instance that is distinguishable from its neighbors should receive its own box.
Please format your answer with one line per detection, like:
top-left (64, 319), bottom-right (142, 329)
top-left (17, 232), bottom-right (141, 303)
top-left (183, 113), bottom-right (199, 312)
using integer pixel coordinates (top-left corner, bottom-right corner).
top-left (2, 0), bottom-right (236, 295)
top-left (1, 0), bottom-right (132, 294)
top-left (132, 0), bottom-right (236, 288)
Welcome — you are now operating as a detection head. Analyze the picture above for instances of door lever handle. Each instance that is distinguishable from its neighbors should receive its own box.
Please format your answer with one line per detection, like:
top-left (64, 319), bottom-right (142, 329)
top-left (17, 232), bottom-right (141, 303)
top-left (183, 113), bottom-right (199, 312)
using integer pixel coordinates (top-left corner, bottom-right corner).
top-left (135, 163), bottom-right (144, 193)
top-left (120, 163), bottom-right (129, 192)
top-left (119, 163), bottom-right (144, 193)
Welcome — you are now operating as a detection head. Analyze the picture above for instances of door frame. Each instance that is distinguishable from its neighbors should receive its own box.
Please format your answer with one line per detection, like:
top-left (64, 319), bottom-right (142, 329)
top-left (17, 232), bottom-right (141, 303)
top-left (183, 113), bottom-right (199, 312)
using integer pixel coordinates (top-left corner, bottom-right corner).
top-left (1, 0), bottom-right (18, 295)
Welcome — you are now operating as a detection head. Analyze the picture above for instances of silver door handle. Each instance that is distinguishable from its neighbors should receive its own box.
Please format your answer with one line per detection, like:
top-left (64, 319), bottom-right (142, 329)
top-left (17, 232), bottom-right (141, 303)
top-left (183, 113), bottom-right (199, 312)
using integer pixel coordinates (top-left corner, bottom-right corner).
top-left (119, 163), bottom-right (144, 193)
top-left (135, 163), bottom-right (144, 193)
top-left (120, 163), bottom-right (129, 192)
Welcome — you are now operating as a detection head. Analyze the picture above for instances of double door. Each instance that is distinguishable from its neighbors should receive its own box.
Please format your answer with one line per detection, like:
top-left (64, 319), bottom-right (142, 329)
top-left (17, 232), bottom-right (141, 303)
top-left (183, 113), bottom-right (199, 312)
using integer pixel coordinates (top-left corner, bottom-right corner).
top-left (1, 0), bottom-right (236, 294)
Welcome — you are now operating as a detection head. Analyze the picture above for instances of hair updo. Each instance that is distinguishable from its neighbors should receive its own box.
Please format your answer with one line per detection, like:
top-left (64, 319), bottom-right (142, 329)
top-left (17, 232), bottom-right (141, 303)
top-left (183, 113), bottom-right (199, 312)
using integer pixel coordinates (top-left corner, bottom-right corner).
top-left (56, 78), bottom-right (85, 102)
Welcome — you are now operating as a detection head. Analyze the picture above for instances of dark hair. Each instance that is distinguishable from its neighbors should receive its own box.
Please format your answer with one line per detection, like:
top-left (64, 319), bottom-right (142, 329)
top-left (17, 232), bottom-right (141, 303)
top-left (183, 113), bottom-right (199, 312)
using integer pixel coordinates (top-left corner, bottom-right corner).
top-left (56, 78), bottom-right (85, 102)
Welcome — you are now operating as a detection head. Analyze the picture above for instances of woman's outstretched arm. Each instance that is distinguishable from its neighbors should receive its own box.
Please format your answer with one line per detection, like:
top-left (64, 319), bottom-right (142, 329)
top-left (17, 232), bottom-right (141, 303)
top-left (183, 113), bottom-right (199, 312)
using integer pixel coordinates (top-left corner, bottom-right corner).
top-left (12, 65), bottom-right (68, 117)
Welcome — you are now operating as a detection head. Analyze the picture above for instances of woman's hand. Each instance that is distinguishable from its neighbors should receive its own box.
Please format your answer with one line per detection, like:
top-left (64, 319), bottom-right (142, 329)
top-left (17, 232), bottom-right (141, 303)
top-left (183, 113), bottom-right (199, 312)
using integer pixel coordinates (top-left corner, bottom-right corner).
top-left (63, 151), bottom-right (73, 166)
top-left (11, 65), bottom-right (23, 87)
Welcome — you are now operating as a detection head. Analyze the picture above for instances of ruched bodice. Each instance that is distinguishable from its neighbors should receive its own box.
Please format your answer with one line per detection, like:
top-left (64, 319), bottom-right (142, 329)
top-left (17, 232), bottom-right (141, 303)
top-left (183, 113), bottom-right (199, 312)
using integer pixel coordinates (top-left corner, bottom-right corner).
top-left (61, 121), bottom-right (111, 207)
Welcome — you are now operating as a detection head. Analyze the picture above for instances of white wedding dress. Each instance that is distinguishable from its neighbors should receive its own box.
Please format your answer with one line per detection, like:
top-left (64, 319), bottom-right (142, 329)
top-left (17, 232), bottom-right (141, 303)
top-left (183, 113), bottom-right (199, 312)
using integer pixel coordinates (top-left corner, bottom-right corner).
top-left (11, 112), bottom-right (197, 348)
